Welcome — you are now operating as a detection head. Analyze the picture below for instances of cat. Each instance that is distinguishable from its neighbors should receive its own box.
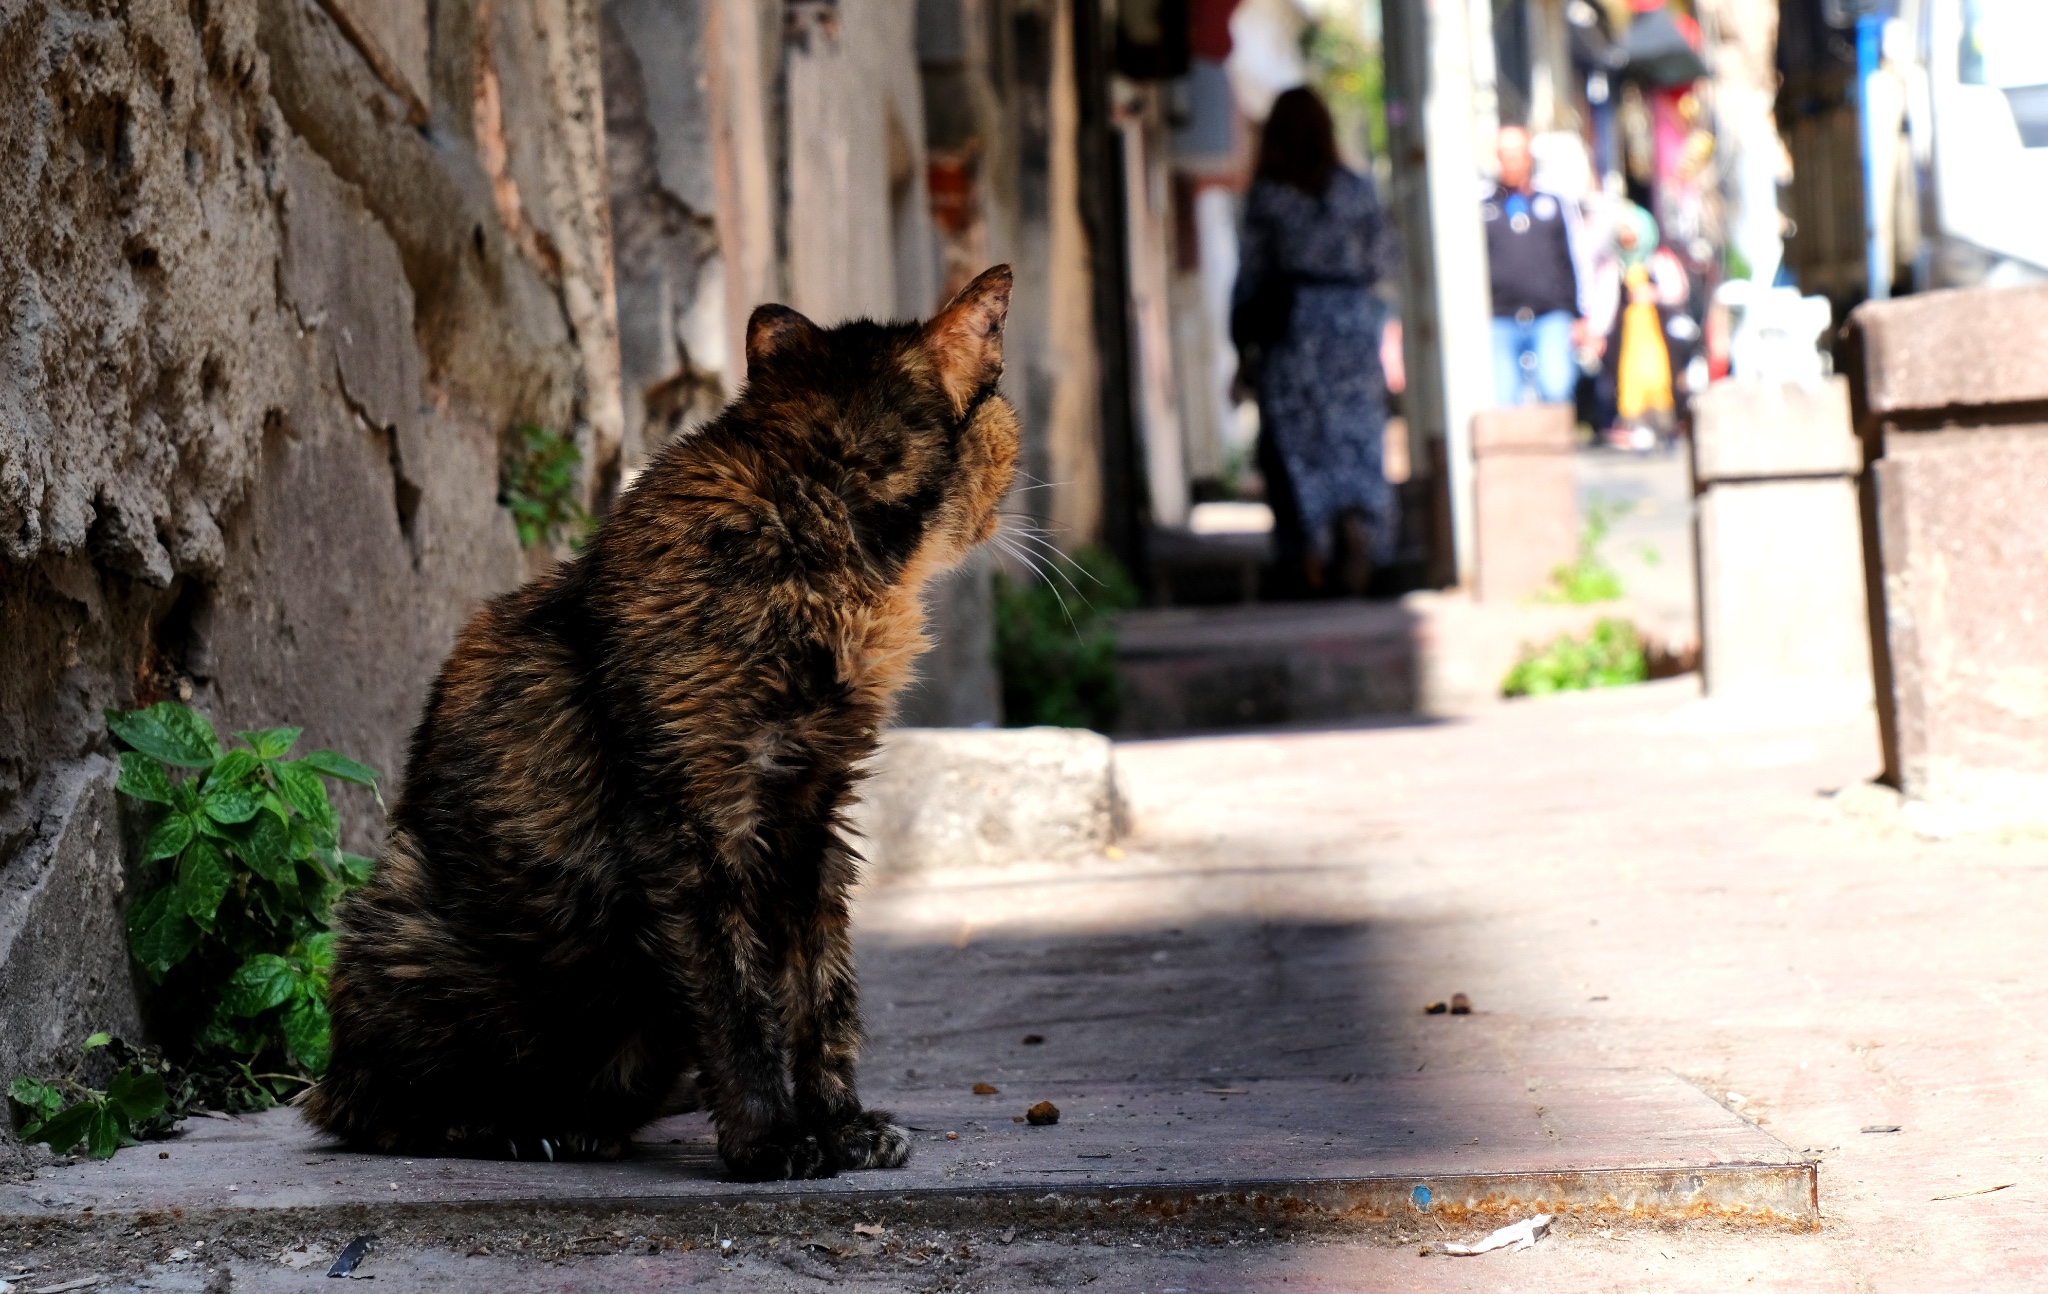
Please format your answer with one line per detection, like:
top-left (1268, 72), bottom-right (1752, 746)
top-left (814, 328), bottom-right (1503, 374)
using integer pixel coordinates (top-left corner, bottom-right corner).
top-left (304, 266), bottom-right (1018, 1181)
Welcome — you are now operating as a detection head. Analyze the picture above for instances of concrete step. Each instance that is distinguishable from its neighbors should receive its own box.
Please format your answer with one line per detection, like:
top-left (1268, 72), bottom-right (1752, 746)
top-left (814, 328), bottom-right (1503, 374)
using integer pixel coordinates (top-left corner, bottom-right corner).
top-left (1114, 593), bottom-right (1698, 734)
top-left (0, 1067), bottom-right (1810, 1261)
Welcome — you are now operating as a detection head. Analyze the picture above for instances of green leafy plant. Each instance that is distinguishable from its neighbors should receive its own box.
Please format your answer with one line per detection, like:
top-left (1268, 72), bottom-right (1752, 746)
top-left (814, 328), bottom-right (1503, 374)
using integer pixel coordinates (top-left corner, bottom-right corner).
top-left (1304, 13), bottom-right (1387, 164)
top-left (1538, 499), bottom-right (1626, 604)
top-left (501, 423), bottom-right (591, 549)
top-left (994, 545), bottom-right (1140, 731)
top-left (8, 1034), bottom-right (166, 1160)
top-left (1502, 617), bottom-right (1649, 698)
top-left (107, 701), bottom-right (377, 1090)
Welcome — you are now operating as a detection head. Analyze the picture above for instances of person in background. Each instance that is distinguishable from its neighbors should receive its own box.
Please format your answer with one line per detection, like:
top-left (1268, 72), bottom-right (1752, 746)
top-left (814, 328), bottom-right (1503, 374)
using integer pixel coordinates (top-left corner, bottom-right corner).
top-left (1231, 86), bottom-right (1400, 598)
top-left (1603, 203), bottom-right (1696, 448)
top-left (1484, 124), bottom-right (1594, 407)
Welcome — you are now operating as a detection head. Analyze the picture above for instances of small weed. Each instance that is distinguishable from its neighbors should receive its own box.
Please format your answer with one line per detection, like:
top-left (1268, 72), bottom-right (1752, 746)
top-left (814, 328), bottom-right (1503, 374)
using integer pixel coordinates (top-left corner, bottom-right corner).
top-left (501, 423), bottom-right (591, 549)
top-left (994, 545), bottom-right (1139, 731)
top-left (1538, 499), bottom-right (1625, 604)
top-left (1502, 618), bottom-right (1649, 697)
top-left (104, 702), bottom-right (379, 1106)
top-left (8, 1034), bottom-right (166, 1160)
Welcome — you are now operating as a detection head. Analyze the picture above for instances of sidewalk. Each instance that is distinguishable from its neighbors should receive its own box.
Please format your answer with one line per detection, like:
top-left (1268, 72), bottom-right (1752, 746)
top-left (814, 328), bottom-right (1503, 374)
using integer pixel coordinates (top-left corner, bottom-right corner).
top-left (5, 678), bottom-right (2045, 1290)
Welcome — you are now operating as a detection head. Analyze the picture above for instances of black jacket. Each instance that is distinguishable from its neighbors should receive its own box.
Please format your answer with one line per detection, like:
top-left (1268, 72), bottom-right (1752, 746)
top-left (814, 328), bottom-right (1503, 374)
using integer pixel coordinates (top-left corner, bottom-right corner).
top-left (1483, 184), bottom-right (1582, 320)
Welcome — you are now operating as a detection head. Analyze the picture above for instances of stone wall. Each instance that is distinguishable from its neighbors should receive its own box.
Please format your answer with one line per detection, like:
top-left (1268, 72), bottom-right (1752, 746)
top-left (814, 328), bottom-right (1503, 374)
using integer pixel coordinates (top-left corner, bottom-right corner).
top-left (0, 0), bottom-right (620, 1169)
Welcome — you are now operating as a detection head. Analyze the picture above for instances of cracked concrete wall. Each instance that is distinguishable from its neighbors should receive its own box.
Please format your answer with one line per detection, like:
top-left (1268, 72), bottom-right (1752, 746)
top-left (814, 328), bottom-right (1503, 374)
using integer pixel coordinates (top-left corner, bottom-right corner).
top-left (0, 0), bottom-right (622, 1169)
top-left (598, 0), bottom-right (726, 464)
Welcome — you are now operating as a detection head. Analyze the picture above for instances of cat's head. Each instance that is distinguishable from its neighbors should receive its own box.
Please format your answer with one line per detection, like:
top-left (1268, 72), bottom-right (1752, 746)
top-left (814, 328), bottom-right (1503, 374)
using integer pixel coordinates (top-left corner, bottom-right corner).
top-left (738, 265), bottom-right (1020, 583)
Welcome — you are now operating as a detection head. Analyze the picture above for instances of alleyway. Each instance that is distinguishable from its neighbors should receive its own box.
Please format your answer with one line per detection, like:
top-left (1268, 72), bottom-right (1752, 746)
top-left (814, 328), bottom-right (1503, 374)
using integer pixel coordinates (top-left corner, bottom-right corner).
top-left (13, 678), bottom-right (2044, 1290)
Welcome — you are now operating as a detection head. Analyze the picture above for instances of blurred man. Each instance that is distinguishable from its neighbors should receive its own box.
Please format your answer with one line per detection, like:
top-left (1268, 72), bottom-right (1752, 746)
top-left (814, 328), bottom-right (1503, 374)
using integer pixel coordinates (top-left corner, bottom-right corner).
top-left (1483, 125), bottom-right (1592, 406)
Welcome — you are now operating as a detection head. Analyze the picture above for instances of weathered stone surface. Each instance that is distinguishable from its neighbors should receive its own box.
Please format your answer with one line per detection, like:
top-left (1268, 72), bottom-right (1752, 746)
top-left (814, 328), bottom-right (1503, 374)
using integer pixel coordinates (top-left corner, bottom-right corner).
top-left (0, 0), bottom-right (622, 1118)
top-left (1692, 377), bottom-right (1859, 482)
top-left (1696, 478), bottom-right (1871, 709)
top-left (1470, 401), bottom-right (1577, 455)
top-left (1850, 287), bottom-right (2048, 828)
top-left (1854, 283), bottom-right (2048, 415)
top-left (0, 759), bottom-right (140, 1176)
top-left (1470, 404), bottom-right (1577, 605)
top-left (599, 0), bottom-right (724, 467)
top-left (1691, 378), bottom-right (1870, 710)
top-left (1869, 426), bottom-right (2048, 821)
top-left (850, 728), bottom-right (1123, 876)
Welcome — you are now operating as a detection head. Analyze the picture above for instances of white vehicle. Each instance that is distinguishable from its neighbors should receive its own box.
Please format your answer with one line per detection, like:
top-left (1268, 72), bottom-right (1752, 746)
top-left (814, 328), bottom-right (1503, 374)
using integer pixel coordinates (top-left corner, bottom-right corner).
top-left (1909, 0), bottom-right (2048, 281)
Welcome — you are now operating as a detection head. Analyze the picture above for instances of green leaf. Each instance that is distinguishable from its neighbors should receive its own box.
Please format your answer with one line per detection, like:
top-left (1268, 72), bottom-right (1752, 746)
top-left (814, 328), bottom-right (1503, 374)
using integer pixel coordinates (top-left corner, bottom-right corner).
top-left (208, 748), bottom-right (261, 792)
top-left (116, 752), bottom-right (175, 805)
top-left (82, 1032), bottom-right (111, 1052)
top-left (28, 1101), bottom-right (95, 1155)
top-left (201, 776), bottom-right (264, 825)
top-left (201, 784), bottom-right (264, 825)
top-left (171, 781), bottom-right (201, 814)
top-left (9, 1076), bottom-right (64, 1126)
top-left (219, 954), bottom-right (300, 1018)
top-left (86, 1104), bottom-right (121, 1159)
top-left (177, 840), bottom-right (233, 927)
top-left (281, 996), bottom-right (332, 1075)
top-left (299, 930), bottom-right (338, 972)
top-left (337, 852), bottom-right (377, 886)
top-left (275, 762), bottom-right (338, 841)
top-left (198, 1016), bottom-right (267, 1056)
top-left (234, 811), bottom-right (295, 884)
top-left (301, 750), bottom-right (380, 789)
top-left (105, 1068), bottom-right (167, 1123)
top-left (309, 840), bottom-right (342, 877)
top-left (128, 886), bottom-right (200, 980)
top-left (105, 702), bottom-right (220, 770)
top-left (236, 726), bottom-right (304, 760)
top-left (141, 812), bottom-right (195, 863)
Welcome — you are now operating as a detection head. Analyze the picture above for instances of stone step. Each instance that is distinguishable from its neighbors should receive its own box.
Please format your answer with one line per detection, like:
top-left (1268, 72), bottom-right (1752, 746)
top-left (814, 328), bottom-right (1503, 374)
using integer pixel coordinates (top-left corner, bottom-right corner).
top-left (1114, 593), bottom-right (1698, 734)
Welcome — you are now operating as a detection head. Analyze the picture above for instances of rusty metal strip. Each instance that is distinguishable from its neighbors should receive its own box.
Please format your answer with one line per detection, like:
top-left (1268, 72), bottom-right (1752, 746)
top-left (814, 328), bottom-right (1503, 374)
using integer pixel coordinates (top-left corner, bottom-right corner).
top-left (0, 1162), bottom-right (1821, 1244)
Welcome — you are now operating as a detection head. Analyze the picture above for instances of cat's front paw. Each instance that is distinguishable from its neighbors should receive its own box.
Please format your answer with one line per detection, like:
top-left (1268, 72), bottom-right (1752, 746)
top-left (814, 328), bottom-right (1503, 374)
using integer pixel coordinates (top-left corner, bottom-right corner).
top-left (829, 1107), bottom-right (911, 1170)
top-left (722, 1128), bottom-right (834, 1182)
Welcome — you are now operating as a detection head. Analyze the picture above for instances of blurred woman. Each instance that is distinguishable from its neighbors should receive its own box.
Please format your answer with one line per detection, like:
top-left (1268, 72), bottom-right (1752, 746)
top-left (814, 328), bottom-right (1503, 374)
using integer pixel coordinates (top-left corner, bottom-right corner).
top-left (1231, 87), bottom-right (1400, 597)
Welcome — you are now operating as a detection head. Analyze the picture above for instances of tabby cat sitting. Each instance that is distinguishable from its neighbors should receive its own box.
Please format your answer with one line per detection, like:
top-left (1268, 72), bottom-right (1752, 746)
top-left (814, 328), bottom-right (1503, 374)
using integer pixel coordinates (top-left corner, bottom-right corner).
top-left (305, 267), bottom-right (1019, 1181)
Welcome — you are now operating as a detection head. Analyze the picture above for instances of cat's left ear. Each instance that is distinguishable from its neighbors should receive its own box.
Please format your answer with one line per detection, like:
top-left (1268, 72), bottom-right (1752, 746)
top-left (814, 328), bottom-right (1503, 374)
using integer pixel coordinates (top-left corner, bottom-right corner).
top-left (746, 304), bottom-right (821, 373)
top-left (923, 265), bottom-right (1012, 412)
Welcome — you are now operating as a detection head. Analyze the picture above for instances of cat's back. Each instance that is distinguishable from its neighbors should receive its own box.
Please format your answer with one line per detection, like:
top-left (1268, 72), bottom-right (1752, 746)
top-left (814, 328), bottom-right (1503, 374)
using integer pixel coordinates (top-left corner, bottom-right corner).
top-left (383, 560), bottom-right (621, 868)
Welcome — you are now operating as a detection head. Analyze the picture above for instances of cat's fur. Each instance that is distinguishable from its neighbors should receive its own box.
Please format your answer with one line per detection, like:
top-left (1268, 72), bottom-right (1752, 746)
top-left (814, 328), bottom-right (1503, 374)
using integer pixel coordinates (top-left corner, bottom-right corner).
top-left (305, 267), bottom-right (1019, 1180)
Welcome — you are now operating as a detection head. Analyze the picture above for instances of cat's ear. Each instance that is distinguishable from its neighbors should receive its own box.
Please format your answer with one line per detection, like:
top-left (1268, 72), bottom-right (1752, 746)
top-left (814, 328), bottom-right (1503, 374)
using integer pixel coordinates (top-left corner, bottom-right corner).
top-left (745, 304), bottom-right (821, 371)
top-left (923, 265), bottom-right (1012, 411)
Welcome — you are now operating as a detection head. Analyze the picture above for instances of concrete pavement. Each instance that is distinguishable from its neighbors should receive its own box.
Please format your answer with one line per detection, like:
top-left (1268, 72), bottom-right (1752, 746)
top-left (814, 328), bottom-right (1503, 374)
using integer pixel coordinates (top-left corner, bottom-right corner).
top-left (5, 677), bottom-right (2044, 1290)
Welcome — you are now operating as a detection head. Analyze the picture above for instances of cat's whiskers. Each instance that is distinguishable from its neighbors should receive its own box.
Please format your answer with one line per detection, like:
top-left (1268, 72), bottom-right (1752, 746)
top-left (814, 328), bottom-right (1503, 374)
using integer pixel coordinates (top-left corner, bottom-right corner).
top-left (989, 533), bottom-right (1088, 631)
top-left (995, 519), bottom-right (1109, 594)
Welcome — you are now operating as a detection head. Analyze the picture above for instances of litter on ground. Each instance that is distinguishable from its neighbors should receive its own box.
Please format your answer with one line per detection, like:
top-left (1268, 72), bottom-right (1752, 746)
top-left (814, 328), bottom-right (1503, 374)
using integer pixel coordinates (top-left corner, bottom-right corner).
top-left (1437, 1214), bottom-right (1552, 1256)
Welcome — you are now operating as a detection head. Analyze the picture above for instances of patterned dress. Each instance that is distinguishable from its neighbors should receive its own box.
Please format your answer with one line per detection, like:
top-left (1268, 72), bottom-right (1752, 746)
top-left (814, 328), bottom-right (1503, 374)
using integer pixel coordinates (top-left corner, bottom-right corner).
top-left (1233, 168), bottom-right (1400, 564)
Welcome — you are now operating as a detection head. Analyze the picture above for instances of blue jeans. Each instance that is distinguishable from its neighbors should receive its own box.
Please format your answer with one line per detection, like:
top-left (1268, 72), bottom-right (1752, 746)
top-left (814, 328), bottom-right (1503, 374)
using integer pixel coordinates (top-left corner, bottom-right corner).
top-left (1491, 311), bottom-right (1577, 406)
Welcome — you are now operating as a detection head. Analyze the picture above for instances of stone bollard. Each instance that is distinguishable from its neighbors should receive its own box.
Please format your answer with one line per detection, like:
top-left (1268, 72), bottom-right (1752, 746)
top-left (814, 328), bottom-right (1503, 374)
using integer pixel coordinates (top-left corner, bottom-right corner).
top-left (1471, 404), bottom-right (1578, 604)
top-left (848, 728), bottom-right (1127, 878)
top-left (1847, 284), bottom-right (2048, 830)
top-left (1690, 377), bottom-right (1872, 711)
